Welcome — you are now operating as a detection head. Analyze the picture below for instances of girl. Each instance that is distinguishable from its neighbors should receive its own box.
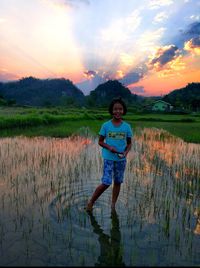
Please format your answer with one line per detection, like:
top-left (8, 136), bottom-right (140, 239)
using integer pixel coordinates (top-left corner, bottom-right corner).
top-left (86, 97), bottom-right (133, 211)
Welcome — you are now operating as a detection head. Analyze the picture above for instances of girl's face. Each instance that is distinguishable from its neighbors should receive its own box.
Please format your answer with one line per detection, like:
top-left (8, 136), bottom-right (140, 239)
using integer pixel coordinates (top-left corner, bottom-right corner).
top-left (112, 102), bottom-right (124, 120)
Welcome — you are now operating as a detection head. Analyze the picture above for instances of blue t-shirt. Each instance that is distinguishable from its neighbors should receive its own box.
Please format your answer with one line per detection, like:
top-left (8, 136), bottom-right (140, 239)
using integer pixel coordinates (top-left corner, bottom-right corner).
top-left (99, 120), bottom-right (133, 161)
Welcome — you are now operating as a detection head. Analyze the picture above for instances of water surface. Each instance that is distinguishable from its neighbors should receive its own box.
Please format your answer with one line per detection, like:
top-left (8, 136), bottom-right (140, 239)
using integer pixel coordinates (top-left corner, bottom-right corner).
top-left (0, 129), bottom-right (200, 266)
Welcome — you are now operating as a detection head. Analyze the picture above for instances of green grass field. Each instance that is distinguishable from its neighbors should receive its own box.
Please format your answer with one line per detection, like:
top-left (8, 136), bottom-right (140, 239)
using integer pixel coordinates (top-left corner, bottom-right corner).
top-left (0, 106), bottom-right (200, 143)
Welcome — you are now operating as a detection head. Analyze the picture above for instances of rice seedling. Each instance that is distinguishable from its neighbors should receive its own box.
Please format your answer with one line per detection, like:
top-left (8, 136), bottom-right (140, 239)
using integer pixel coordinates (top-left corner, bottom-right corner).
top-left (0, 128), bottom-right (199, 266)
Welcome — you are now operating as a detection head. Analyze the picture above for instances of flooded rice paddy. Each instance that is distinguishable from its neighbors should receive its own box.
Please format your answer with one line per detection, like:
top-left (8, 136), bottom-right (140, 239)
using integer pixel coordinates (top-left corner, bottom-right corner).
top-left (0, 128), bottom-right (200, 266)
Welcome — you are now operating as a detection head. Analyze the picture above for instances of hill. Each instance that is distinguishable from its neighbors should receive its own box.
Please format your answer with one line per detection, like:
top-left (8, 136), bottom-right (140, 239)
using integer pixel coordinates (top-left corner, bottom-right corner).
top-left (163, 82), bottom-right (200, 111)
top-left (0, 77), bottom-right (85, 107)
top-left (86, 80), bottom-right (138, 106)
top-left (1, 77), bottom-right (199, 110)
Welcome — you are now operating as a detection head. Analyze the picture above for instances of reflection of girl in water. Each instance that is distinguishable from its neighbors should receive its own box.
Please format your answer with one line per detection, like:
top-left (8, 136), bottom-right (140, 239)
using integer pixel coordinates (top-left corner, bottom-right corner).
top-left (88, 210), bottom-right (125, 267)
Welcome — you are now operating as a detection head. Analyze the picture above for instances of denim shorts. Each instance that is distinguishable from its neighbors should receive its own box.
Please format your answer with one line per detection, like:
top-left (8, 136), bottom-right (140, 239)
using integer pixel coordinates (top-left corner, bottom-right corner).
top-left (101, 159), bottom-right (127, 185)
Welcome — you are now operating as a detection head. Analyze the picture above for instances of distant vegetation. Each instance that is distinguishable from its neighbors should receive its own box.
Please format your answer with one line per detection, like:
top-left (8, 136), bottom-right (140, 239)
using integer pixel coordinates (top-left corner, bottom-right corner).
top-left (0, 77), bottom-right (199, 111)
top-left (0, 77), bottom-right (85, 107)
top-left (0, 106), bottom-right (200, 143)
top-left (163, 82), bottom-right (200, 111)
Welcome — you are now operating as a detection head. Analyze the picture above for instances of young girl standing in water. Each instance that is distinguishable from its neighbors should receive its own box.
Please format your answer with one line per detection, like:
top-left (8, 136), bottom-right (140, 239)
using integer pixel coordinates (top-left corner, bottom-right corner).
top-left (86, 97), bottom-right (133, 211)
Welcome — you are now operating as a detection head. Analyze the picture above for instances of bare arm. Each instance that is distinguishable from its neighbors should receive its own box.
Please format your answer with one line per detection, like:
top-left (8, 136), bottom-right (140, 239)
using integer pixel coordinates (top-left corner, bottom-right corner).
top-left (98, 135), bottom-right (118, 153)
top-left (124, 137), bottom-right (132, 157)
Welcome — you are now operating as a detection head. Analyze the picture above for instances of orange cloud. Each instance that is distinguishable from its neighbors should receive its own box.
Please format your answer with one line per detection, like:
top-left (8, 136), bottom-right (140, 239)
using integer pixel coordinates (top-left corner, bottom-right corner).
top-left (116, 70), bottom-right (124, 79)
top-left (157, 55), bottom-right (186, 78)
top-left (148, 45), bottom-right (180, 71)
top-left (184, 37), bottom-right (200, 55)
top-left (133, 53), bottom-right (200, 96)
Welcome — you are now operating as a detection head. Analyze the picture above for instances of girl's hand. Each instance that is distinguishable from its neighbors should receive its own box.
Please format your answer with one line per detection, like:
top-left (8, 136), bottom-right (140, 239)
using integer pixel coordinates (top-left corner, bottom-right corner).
top-left (117, 152), bottom-right (125, 158)
top-left (118, 151), bottom-right (129, 158)
top-left (124, 151), bottom-right (128, 157)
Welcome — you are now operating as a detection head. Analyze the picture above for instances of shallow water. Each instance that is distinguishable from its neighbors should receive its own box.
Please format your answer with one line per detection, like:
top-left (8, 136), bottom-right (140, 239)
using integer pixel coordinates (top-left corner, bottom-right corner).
top-left (0, 130), bottom-right (200, 266)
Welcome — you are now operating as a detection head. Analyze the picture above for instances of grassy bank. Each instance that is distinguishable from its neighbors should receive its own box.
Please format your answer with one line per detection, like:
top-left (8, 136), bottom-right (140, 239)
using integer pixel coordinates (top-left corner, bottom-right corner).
top-left (0, 106), bottom-right (200, 143)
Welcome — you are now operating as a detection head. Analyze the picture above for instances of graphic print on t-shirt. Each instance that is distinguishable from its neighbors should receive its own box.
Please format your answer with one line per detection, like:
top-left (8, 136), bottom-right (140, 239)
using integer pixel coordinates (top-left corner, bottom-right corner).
top-left (108, 132), bottom-right (126, 139)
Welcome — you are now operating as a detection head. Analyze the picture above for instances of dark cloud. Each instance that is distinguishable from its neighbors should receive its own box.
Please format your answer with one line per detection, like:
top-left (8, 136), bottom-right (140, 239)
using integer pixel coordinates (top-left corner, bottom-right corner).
top-left (190, 36), bottom-right (200, 47)
top-left (119, 72), bottom-right (143, 86)
top-left (172, 21), bottom-right (200, 50)
top-left (148, 45), bottom-right (179, 70)
top-left (184, 36), bottom-right (200, 54)
top-left (179, 21), bottom-right (200, 45)
top-left (83, 70), bottom-right (96, 78)
top-left (185, 22), bottom-right (200, 36)
top-left (151, 45), bottom-right (178, 66)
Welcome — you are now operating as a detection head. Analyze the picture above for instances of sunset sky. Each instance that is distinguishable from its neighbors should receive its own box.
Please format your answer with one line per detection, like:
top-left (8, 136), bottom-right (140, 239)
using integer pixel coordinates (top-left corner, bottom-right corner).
top-left (0, 0), bottom-right (200, 96)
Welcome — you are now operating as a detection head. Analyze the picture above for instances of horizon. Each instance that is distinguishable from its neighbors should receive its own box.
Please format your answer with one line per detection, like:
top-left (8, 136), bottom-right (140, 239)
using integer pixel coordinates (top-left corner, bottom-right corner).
top-left (2, 75), bottom-right (197, 98)
top-left (0, 0), bottom-right (200, 96)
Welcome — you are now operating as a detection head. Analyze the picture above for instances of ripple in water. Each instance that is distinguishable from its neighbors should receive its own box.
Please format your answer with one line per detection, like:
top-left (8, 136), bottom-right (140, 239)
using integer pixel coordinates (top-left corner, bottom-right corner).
top-left (48, 178), bottom-right (135, 266)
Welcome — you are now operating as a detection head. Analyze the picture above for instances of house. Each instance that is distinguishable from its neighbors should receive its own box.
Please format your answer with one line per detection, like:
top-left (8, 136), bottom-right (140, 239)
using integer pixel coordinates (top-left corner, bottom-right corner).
top-left (151, 100), bottom-right (173, 112)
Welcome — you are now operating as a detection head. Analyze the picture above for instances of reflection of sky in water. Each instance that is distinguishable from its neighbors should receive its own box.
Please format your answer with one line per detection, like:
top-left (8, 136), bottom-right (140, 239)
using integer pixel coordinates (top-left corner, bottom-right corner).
top-left (0, 129), bottom-right (200, 266)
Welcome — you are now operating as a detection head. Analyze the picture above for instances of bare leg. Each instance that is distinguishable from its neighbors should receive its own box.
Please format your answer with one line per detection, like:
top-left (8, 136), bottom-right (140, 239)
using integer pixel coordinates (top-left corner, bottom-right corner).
top-left (86, 184), bottom-right (110, 211)
top-left (111, 182), bottom-right (121, 210)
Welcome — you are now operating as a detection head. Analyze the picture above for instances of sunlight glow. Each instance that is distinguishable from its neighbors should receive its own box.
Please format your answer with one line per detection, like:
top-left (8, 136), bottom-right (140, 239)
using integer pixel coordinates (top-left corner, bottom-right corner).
top-left (0, 0), bottom-right (199, 95)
